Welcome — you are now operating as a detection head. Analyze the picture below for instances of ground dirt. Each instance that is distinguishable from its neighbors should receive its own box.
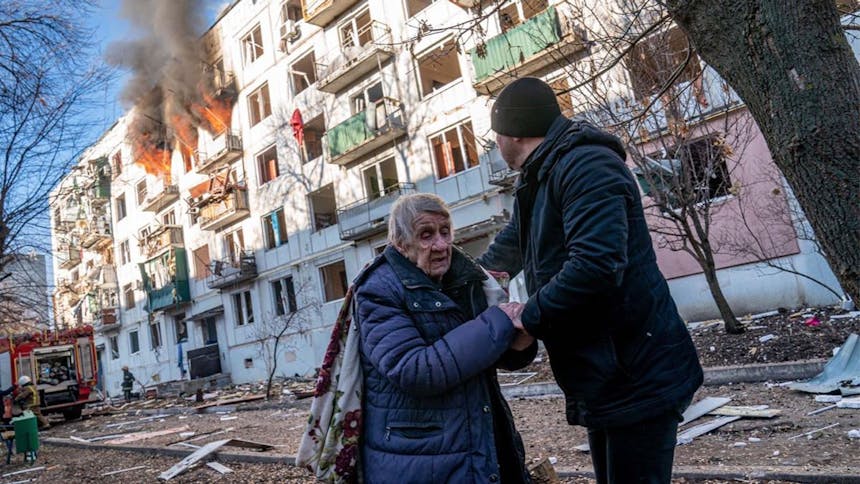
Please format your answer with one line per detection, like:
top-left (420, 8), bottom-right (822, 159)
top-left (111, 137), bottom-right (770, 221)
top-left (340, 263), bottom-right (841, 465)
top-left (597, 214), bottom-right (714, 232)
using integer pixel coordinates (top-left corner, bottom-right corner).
top-left (6, 305), bottom-right (858, 482)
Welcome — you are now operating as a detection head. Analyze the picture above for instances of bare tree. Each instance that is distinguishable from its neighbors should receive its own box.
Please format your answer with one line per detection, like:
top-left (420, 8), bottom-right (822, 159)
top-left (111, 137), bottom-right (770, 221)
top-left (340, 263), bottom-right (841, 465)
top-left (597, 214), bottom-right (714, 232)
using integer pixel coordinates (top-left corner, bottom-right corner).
top-left (252, 275), bottom-right (318, 400)
top-left (0, 0), bottom-right (110, 325)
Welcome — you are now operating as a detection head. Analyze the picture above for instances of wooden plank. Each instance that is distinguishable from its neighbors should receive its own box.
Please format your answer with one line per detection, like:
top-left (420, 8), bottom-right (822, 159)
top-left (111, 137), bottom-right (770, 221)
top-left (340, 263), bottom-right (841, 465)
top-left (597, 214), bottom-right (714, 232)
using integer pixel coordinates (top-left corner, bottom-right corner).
top-left (105, 425), bottom-right (190, 445)
top-left (709, 405), bottom-right (781, 418)
top-left (677, 416), bottom-right (741, 445)
top-left (158, 439), bottom-right (230, 481)
top-left (102, 465), bottom-right (149, 476)
top-left (195, 394), bottom-right (265, 411)
top-left (680, 397), bottom-right (732, 426)
top-left (224, 438), bottom-right (274, 451)
top-left (206, 462), bottom-right (233, 474)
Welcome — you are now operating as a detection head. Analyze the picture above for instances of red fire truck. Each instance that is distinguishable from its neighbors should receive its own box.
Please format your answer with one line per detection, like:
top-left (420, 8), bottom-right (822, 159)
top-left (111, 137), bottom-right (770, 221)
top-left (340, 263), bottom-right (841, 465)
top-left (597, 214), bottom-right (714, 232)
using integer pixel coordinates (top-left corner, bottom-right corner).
top-left (0, 325), bottom-right (98, 420)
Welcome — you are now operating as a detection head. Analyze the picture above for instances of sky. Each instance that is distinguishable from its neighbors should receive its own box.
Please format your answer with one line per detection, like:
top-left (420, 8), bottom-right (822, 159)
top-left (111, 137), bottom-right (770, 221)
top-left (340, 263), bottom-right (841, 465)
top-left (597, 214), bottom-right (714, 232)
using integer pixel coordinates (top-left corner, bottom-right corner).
top-left (84, 0), bottom-right (228, 134)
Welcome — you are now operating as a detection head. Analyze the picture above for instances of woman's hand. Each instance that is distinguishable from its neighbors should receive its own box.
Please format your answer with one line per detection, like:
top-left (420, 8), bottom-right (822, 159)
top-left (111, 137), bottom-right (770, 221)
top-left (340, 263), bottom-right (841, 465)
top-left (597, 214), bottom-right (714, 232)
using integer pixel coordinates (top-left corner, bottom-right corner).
top-left (498, 302), bottom-right (525, 330)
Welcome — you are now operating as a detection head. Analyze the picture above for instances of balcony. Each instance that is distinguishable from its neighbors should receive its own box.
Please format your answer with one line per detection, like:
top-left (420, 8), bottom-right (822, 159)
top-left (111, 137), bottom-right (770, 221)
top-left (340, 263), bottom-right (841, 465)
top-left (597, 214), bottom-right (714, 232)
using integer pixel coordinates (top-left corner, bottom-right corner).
top-left (337, 183), bottom-right (415, 240)
top-left (140, 247), bottom-right (191, 313)
top-left (140, 224), bottom-right (184, 258)
top-left (194, 131), bottom-right (243, 174)
top-left (80, 217), bottom-right (112, 249)
top-left (317, 22), bottom-right (394, 94)
top-left (199, 189), bottom-right (250, 232)
top-left (141, 180), bottom-right (180, 212)
top-left (89, 180), bottom-right (111, 202)
top-left (301, 0), bottom-right (361, 27)
top-left (96, 307), bottom-right (118, 327)
top-left (207, 251), bottom-right (258, 290)
top-left (326, 98), bottom-right (406, 165)
top-left (469, 6), bottom-right (587, 95)
top-left (59, 245), bottom-right (81, 269)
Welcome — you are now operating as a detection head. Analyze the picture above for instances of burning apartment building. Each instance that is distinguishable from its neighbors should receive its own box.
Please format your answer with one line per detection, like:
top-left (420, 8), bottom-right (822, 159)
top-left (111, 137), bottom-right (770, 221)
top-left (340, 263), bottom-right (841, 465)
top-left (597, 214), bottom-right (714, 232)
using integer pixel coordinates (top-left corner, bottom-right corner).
top-left (49, 0), bottom-right (842, 398)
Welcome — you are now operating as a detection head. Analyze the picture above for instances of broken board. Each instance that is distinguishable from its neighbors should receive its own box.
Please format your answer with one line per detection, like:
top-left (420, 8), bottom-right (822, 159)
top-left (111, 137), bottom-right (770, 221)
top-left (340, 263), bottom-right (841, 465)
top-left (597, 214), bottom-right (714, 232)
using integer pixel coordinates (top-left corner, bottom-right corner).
top-left (677, 416), bottom-right (741, 445)
top-left (206, 462), bottom-right (233, 474)
top-left (159, 439), bottom-right (230, 481)
top-left (105, 425), bottom-right (190, 445)
top-left (709, 405), bottom-right (781, 418)
top-left (195, 394), bottom-right (265, 411)
top-left (680, 396), bottom-right (731, 426)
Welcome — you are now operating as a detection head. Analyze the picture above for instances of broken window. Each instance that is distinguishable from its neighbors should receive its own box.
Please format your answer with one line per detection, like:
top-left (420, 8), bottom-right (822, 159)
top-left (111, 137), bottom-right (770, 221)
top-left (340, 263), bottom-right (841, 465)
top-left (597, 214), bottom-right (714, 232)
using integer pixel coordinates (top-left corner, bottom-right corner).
top-left (290, 51), bottom-right (317, 95)
top-left (302, 113), bottom-right (325, 162)
top-left (320, 260), bottom-right (348, 302)
top-left (263, 208), bottom-right (288, 249)
top-left (309, 184), bottom-right (337, 231)
top-left (626, 26), bottom-right (703, 102)
top-left (123, 283), bottom-right (134, 309)
top-left (499, 0), bottom-right (549, 31)
top-left (174, 314), bottom-right (188, 343)
top-left (549, 76), bottom-right (574, 117)
top-left (129, 329), bottom-right (140, 354)
top-left (417, 39), bottom-right (462, 97)
top-left (162, 210), bottom-right (176, 226)
top-left (339, 9), bottom-right (373, 50)
top-left (232, 290), bottom-right (255, 326)
top-left (248, 82), bottom-right (272, 126)
top-left (430, 121), bottom-right (480, 179)
top-left (242, 24), bottom-right (264, 65)
top-left (119, 240), bottom-right (131, 266)
top-left (362, 157), bottom-right (399, 200)
top-left (193, 244), bottom-right (211, 279)
top-left (149, 321), bottom-right (162, 349)
top-left (109, 336), bottom-right (119, 360)
top-left (115, 194), bottom-right (127, 221)
top-left (256, 145), bottom-right (280, 185)
top-left (350, 82), bottom-right (384, 115)
top-left (136, 180), bottom-right (147, 205)
top-left (223, 229), bottom-right (245, 264)
top-left (272, 276), bottom-right (297, 316)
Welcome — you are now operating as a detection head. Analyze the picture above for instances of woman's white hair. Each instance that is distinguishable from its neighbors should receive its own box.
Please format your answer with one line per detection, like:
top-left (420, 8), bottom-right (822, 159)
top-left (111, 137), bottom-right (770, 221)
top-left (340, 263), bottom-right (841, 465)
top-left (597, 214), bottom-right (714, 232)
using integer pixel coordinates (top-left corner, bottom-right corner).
top-left (387, 193), bottom-right (452, 248)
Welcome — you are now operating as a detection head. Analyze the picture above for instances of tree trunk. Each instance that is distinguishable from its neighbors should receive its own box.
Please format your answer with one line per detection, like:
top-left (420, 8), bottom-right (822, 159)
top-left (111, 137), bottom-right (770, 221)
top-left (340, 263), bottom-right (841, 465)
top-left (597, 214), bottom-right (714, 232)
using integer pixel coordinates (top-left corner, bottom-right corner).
top-left (663, 0), bottom-right (860, 303)
top-left (701, 255), bottom-right (745, 334)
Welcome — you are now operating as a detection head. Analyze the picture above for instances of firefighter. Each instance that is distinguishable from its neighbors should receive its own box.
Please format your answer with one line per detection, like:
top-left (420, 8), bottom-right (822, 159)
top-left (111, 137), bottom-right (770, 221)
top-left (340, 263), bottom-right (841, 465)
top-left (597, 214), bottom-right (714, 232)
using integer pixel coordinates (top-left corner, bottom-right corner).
top-left (121, 366), bottom-right (135, 402)
top-left (14, 376), bottom-right (50, 429)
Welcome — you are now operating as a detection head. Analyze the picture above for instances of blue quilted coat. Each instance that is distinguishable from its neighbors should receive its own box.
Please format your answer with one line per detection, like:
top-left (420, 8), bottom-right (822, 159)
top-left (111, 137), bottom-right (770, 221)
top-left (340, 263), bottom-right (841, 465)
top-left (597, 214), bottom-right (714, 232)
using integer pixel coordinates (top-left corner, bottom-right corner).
top-left (354, 246), bottom-right (535, 484)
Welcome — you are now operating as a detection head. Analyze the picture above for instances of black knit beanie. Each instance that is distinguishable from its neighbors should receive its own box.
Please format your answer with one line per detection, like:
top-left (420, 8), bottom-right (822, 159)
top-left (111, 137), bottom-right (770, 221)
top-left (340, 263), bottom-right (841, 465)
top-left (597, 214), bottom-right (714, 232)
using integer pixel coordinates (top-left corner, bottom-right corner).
top-left (491, 77), bottom-right (561, 137)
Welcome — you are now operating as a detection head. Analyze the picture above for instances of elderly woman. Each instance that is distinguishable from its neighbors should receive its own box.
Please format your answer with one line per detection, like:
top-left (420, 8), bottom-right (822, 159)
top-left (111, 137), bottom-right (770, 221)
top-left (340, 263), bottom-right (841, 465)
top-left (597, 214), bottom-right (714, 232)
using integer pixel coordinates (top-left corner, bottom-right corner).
top-left (354, 193), bottom-right (537, 484)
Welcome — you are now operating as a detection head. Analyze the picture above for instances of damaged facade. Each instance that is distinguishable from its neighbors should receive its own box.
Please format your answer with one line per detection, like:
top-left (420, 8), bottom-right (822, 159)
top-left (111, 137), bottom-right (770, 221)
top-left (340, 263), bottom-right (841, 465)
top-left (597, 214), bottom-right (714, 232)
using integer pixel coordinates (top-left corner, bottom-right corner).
top-left (49, 0), bottom-right (842, 397)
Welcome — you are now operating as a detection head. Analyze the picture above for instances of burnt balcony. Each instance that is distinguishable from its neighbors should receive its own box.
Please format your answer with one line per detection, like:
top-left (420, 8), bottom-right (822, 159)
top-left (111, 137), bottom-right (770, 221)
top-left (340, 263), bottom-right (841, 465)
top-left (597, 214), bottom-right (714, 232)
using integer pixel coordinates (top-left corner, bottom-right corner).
top-left (140, 225), bottom-right (184, 258)
top-left (207, 251), bottom-right (258, 290)
top-left (301, 0), bottom-right (361, 27)
top-left (194, 131), bottom-right (243, 174)
top-left (470, 6), bottom-right (587, 95)
top-left (199, 189), bottom-right (250, 232)
top-left (96, 307), bottom-right (118, 327)
top-left (59, 245), bottom-right (81, 269)
top-left (337, 183), bottom-right (415, 241)
top-left (141, 180), bottom-right (180, 212)
top-left (326, 98), bottom-right (406, 166)
top-left (316, 22), bottom-right (394, 94)
top-left (80, 217), bottom-right (112, 249)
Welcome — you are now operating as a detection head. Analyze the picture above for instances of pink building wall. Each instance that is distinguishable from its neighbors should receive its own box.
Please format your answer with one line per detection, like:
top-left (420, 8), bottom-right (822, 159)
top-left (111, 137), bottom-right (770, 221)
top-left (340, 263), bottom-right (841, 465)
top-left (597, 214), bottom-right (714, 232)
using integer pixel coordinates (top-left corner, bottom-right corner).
top-left (635, 109), bottom-right (800, 280)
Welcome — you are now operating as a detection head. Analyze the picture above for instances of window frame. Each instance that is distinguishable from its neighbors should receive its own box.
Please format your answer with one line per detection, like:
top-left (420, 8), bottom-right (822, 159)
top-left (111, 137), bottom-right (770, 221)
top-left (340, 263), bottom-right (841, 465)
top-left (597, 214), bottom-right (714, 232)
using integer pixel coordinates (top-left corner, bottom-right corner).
top-left (242, 24), bottom-right (265, 65)
top-left (109, 335), bottom-right (120, 360)
top-left (271, 276), bottom-right (297, 316)
top-left (129, 329), bottom-right (140, 355)
top-left (149, 321), bottom-right (163, 350)
top-left (255, 145), bottom-right (280, 185)
top-left (232, 290), bottom-right (255, 326)
top-left (115, 194), bottom-right (127, 221)
top-left (430, 121), bottom-right (480, 180)
top-left (248, 82), bottom-right (272, 127)
top-left (320, 260), bottom-right (348, 303)
top-left (123, 283), bottom-right (135, 309)
top-left (262, 208), bottom-right (288, 249)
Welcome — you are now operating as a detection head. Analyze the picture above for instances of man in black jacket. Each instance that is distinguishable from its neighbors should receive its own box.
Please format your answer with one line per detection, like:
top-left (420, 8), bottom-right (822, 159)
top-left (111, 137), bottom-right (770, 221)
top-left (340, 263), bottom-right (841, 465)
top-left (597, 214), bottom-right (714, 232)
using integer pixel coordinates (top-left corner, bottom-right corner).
top-left (478, 77), bottom-right (703, 483)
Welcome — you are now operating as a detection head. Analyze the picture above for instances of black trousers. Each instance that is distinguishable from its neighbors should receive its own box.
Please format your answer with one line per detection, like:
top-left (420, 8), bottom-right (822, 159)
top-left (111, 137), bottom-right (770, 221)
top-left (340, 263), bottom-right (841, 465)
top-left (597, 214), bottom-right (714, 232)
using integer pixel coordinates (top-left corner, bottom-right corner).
top-left (586, 409), bottom-right (680, 484)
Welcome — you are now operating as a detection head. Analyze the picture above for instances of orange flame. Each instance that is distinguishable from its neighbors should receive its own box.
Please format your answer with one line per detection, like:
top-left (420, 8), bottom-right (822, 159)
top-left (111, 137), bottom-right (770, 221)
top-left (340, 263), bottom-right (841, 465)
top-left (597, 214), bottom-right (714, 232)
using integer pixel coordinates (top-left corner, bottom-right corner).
top-left (133, 130), bottom-right (172, 184)
top-left (171, 114), bottom-right (199, 171)
top-left (192, 85), bottom-right (235, 135)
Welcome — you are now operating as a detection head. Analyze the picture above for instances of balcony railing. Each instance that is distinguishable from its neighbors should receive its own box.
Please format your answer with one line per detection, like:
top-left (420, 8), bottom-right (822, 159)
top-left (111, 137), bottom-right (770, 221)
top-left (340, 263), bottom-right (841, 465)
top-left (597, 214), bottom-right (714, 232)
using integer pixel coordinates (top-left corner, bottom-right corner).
top-left (316, 21), bottom-right (394, 93)
top-left (326, 97), bottom-right (406, 165)
top-left (337, 183), bottom-right (415, 240)
top-left (194, 131), bottom-right (243, 174)
top-left (141, 181), bottom-right (180, 212)
top-left (80, 217), bottom-right (112, 249)
top-left (206, 251), bottom-right (258, 290)
top-left (59, 245), bottom-right (81, 269)
top-left (140, 247), bottom-right (191, 312)
top-left (140, 224), bottom-right (184, 258)
top-left (469, 6), bottom-right (586, 95)
top-left (96, 307), bottom-right (118, 327)
top-left (199, 189), bottom-right (250, 232)
top-left (89, 180), bottom-right (111, 201)
top-left (301, 0), bottom-right (361, 27)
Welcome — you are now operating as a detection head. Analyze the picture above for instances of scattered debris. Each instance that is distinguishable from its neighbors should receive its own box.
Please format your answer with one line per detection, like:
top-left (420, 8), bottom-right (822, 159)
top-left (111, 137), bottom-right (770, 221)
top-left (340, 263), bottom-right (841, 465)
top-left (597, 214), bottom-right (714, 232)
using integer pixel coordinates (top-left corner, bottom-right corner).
top-left (102, 465), bottom-right (149, 477)
top-left (848, 429), bottom-right (860, 439)
top-left (498, 371), bottom-right (538, 387)
top-left (1, 467), bottom-right (45, 478)
top-left (573, 443), bottom-right (590, 453)
top-left (788, 423), bottom-right (840, 440)
top-left (680, 396), bottom-right (731, 426)
top-left (69, 435), bottom-right (90, 443)
top-left (206, 461), bottom-right (233, 474)
top-left (731, 442), bottom-right (747, 447)
top-left (814, 395), bottom-right (843, 403)
top-left (804, 316), bottom-right (821, 327)
top-left (104, 425), bottom-right (191, 445)
top-left (195, 394), bottom-right (266, 412)
top-left (710, 405), bottom-right (781, 418)
top-left (748, 437), bottom-right (761, 442)
top-left (788, 333), bottom-right (860, 395)
top-left (758, 334), bottom-right (776, 343)
top-left (528, 457), bottom-right (560, 484)
top-left (220, 416), bottom-right (238, 421)
top-left (677, 416), bottom-right (741, 445)
top-left (830, 311), bottom-right (860, 320)
top-left (158, 439), bottom-right (231, 481)
top-left (806, 404), bottom-right (838, 416)
top-left (836, 396), bottom-right (860, 409)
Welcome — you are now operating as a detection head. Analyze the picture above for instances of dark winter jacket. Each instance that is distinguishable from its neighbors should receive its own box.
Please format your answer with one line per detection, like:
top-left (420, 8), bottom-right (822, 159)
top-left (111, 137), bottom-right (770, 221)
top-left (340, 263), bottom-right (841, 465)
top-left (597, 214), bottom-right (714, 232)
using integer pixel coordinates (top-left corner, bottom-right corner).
top-left (479, 116), bottom-right (703, 428)
top-left (121, 370), bottom-right (135, 391)
top-left (354, 246), bottom-right (535, 484)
